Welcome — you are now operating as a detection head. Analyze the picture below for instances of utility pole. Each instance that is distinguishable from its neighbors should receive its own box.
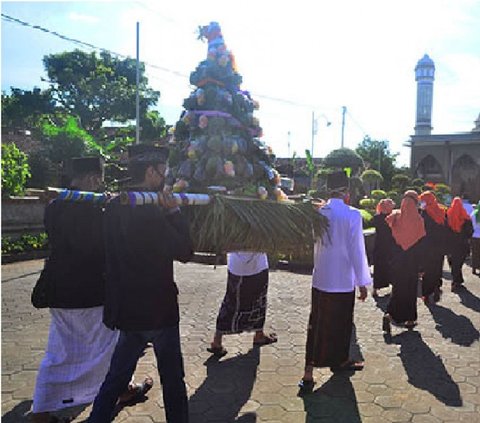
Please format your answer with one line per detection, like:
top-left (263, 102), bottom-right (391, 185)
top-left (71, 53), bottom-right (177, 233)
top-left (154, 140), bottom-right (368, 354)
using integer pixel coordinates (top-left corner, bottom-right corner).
top-left (341, 106), bottom-right (346, 148)
top-left (135, 21), bottom-right (140, 144)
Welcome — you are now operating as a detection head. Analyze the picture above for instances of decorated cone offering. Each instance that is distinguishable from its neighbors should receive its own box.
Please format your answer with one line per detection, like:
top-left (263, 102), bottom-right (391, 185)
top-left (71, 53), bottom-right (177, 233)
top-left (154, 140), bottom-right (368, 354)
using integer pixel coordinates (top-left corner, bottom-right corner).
top-left (167, 22), bottom-right (328, 254)
top-left (170, 22), bottom-right (285, 199)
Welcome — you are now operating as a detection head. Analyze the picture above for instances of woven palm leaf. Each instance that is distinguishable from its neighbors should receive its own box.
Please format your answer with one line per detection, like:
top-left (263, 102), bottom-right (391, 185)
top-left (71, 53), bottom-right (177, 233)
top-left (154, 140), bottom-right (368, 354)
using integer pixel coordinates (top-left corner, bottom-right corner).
top-left (183, 195), bottom-right (328, 255)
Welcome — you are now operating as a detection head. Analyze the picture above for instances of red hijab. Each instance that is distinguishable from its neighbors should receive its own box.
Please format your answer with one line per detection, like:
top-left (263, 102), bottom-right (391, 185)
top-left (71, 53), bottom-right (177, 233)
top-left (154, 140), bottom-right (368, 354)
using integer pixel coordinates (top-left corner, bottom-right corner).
top-left (376, 198), bottom-right (395, 215)
top-left (386, 190), bottom-right (426, 250)
top-left (447, 197), bottom-right (471, 233)
top-left (419, 191), bottom-right (446, 225)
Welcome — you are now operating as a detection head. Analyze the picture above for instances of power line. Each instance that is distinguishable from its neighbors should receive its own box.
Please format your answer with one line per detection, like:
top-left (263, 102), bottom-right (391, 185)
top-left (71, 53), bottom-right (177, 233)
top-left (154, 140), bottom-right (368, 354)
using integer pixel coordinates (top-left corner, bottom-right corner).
top-left (346, 109), bottom-right (369, 137)
top-left (1, 13), bottom-right (189, 79)
top-left (1, 12), bottom-right (333, 111)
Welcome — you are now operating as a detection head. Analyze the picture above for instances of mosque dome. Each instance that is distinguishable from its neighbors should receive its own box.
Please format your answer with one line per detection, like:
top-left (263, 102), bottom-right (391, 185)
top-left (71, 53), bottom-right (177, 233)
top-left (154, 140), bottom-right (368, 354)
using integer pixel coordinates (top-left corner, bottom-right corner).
top-left (416, 54), bottom-right (435, 69)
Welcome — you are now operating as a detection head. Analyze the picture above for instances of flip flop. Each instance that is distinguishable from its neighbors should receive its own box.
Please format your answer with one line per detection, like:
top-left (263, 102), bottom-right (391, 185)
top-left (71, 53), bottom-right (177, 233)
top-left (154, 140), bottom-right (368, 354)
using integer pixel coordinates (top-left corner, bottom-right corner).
top-left (118, 377), bottom-right (154, 405)
top-left (330, 360), bottom-right (364, 372)
top-left (253, 333), bottom-right (278, 346)
top-left (206, 345), bottom-right (228, 357)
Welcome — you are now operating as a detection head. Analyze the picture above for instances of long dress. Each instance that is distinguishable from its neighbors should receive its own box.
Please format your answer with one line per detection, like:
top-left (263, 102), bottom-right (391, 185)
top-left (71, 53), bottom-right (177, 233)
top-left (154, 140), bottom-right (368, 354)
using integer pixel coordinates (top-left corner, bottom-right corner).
top-left (387, 239), bottom-right (425, 323)
top-left (420, 211), bottom-right (447, 298)
top-left (447, 220), bottom-right (474, 285)
top-left (372, 213), bottom-right (395, 290)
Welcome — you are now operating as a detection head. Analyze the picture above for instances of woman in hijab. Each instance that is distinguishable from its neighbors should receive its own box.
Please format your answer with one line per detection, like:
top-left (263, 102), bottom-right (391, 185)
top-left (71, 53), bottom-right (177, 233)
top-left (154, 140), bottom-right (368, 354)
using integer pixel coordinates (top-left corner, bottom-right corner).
top-left (447, 197), bottom-right (474, 290)
top-left (418, 191), bottom-right (448, 304)
top-left (383, 190), bottom-right (426, 332)
top-left (372, 199), bottom-right (396, 297)
top-left (471, 201), bottom-right (480, 275)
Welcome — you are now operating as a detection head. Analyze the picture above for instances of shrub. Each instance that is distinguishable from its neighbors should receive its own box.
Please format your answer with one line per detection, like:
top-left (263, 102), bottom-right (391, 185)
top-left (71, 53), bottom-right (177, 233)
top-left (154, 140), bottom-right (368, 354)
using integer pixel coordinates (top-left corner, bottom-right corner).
top-left (371, 190), bottom-right (387, 200)
top-left (359, 198), bottom-right (376, 209)
top-left (1, 143), bottom-right (31, 197)
top-left (412, 178), bottom-right (425, 187)
top-left (434, 183), bottom-right (451, 195)
top-left (1, 233), bottom-right (48, 255)
top-left (359, 209), bottom-right (373, 228)
top-left (391, 174), bottom-right (410, 191)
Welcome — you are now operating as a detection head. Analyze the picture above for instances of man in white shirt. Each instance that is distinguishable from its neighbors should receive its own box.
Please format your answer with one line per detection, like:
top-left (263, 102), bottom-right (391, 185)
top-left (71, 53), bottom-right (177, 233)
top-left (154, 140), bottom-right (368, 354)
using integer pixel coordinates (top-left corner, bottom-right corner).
top-left (207, 252), bottom-right (277, 357)
top-left (299, 171), bottom-right (372, 395)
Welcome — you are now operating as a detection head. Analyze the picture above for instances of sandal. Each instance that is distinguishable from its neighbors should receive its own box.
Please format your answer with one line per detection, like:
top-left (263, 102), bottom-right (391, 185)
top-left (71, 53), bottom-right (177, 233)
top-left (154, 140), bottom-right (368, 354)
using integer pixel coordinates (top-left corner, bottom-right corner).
top-left (118, 376), bottom-right (154, 405)
top-left (206, 345), bottom-right (228, 357)
top-left (253, 333), bottom-right (278, 346)
top-left (330, 360), bottom-right (364, 372)
top-left (297, 378), bottom-right (316, 397)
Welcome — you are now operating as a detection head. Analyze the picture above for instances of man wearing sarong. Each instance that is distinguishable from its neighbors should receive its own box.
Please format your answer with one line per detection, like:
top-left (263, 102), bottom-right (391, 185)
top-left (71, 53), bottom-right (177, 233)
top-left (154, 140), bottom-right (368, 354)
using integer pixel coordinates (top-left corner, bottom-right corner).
top-left (207, 252), bottom-right (277, 357)
top-left (88, 144), bottom-right (193, 423)
top-left (31, 158), bottom-right (151, 423)
top-left (299, 171), bottom-right (372, 395)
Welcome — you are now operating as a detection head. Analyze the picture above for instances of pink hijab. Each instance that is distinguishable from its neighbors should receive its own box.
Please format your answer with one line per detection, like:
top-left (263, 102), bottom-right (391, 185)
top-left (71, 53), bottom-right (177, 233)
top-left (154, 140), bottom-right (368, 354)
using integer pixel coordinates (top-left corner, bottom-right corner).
top-left (386, 190), bottom-right (426, 250)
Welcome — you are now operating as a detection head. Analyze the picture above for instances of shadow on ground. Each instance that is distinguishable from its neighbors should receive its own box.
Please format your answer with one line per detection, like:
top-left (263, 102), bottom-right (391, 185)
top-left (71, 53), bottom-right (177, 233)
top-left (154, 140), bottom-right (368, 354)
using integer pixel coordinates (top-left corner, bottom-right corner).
top-left (301, 374), bottom-right (361, 423)
top-left (454, 285), bottom-right (480, 313)
top-left (387, 331), bottom-right (462, 407)
top-left (188, 347), bottom-right (260, 422)
top-left (427, 303), bottom-right (480, 346)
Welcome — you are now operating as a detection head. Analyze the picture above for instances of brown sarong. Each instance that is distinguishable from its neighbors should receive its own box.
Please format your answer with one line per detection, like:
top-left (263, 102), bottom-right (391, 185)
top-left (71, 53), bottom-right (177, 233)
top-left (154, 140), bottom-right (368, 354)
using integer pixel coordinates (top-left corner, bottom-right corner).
top-left (305, 288), bottom-right (355, 368)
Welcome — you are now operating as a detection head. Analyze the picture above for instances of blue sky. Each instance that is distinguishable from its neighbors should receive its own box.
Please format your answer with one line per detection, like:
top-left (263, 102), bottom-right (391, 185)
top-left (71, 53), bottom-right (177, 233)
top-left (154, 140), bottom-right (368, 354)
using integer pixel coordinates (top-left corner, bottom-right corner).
top-left (2, 0), bottom-right (480, 166)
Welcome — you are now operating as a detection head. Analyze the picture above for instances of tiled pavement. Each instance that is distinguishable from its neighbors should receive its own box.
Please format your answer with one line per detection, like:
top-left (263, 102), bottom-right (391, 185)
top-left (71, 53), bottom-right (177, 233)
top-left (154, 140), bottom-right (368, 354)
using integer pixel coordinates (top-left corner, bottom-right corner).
top-left (2, 258), bottom-right (479, 422)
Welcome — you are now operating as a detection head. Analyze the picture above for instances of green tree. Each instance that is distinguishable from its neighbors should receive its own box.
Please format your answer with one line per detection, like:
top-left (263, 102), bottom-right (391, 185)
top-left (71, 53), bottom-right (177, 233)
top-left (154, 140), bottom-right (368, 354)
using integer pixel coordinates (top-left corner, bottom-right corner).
top-left (43, 50), bottom-right (160, 135)
top-left (1, 143), bottom-right (31, 197)
top-left (355, 136), bottom-right (398, 189)
top-left (1, 87), bottom-right (55, 129)
top-left (323, 148), bottom-right (364, 174)
top-left (40, 115), bottom-right (99, 164)
top-left (391, 174), bottom-right (410, 192)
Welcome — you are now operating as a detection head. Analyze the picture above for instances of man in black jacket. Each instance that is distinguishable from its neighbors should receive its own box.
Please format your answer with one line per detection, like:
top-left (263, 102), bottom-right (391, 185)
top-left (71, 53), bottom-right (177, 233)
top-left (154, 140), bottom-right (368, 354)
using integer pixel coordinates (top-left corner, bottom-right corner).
top-left (88, 144), bottom-right (193, 423)
top-left (32, 157), bottom-right (152, 423)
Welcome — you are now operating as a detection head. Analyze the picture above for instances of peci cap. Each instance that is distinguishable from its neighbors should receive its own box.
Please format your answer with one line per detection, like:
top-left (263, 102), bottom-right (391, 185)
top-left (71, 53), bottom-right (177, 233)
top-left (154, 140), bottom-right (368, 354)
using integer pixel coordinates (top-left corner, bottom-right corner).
top-left (326, 170), bottom-right (349, 191)
top-left (128, 144), bottom-right (169, 164)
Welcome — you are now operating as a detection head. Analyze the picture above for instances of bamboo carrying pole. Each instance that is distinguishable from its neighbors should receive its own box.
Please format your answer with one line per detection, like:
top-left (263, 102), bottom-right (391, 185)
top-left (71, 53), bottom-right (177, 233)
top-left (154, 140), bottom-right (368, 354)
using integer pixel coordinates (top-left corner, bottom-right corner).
top-left (49, 188), bottom-right (211, 207)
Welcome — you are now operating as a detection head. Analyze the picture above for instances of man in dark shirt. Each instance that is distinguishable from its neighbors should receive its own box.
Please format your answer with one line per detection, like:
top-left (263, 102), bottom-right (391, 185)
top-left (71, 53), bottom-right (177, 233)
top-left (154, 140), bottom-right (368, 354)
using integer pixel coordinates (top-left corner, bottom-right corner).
top-left (88, 144), bottom-right (193, 423)
top-left (31, 157), bottom-right (122, 422)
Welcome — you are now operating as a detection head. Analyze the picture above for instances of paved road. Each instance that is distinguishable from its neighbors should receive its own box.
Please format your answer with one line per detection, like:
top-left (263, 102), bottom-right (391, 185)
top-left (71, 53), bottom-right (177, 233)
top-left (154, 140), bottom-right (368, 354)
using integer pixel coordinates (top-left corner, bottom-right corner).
top-left (2, 259), bottom-right (480, 422)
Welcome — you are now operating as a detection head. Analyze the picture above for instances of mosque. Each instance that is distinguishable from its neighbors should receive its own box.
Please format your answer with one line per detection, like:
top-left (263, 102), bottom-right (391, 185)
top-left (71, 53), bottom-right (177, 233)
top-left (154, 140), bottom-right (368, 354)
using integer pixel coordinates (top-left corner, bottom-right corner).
top-left (410, 54), bottom-right (480, 202)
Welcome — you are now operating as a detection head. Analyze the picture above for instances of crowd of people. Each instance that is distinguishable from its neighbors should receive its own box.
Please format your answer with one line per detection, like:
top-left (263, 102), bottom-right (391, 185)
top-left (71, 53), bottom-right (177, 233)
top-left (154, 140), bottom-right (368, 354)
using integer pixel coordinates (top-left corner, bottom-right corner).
top-left (29, 149), bottom-right (479, 422)
top-left (373, 190), bottom-right (477, 334)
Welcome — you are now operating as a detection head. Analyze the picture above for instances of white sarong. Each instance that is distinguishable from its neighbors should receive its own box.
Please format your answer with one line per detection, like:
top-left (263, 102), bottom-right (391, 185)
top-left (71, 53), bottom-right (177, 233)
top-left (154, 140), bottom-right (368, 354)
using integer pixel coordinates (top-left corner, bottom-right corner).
top-left (32, 306), bottom-right (119, 413)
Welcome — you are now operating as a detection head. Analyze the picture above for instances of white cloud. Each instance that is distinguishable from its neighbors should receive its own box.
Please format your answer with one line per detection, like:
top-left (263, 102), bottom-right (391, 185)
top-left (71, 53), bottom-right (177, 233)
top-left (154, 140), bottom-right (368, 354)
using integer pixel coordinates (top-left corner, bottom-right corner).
top-left (68, 12), bottom-right (100, 24)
